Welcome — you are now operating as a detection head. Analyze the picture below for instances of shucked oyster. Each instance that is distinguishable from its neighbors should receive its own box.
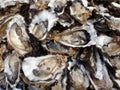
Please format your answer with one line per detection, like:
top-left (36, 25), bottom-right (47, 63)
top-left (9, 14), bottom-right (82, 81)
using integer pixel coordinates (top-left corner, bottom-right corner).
top-left (22, 55), bottom-right (67, 86)
top-left (4, 51), bottom-right (21, 88)
top-left (6, 14), bottom-right (32, 56)
top-left (29, 10), bottom-right (58, 40)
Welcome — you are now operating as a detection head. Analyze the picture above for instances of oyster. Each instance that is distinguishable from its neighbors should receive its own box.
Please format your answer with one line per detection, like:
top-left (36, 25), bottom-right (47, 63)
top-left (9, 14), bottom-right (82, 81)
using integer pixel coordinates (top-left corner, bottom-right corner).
top-left (29, 10), bottom-right (58, 40)
top-left (22, 55), bottom-right (67, 86)
top-left (97, 35), bottom-right (120, 56)
top-left (58, 12), bottom-right (74, 27)
top-left (4, 51), bottom-right (21, 88)
top-left (68, 59), bottom-right (89, 90)
top-left (48, 0), bottom-right (67, 15)
top-left (0, 0), bottom-right (120, 89)
top-left (107, 16), bottom-right (120, 31)
top-left (33, 0), bottom-right (50, 10)
top-left (0, 0), bottom-right (29, 8)
top-left (42, 40), bottom-right (76, 56)
top-left (6, 14), bottom-right (32, 56)
top-left (0, 56), bottom-right (4, 72)
top-left (53, 23), bottom-right (97, 48)
top-left (70, 1), bottom-right (91, 24)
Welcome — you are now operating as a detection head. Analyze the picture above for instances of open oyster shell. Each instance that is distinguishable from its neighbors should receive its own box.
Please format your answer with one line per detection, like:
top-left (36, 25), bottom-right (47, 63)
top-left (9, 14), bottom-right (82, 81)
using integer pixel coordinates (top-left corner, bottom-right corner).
top-left (53, 23), bottom-right (97, 48)
top-left (22, 55), bottom-right (67, 86)
top-left (29, 10), bottom-right (58, 40)
top-left (0, 0), bottom-right (120, 89)
top-left (0, 0), bottom-right (29, 8)
top-left (68, 59), bottom-right (89, 90)
top-left (70, 1), bottom-right (91, 24)
top-left (42, 40), bottom-right (76, 56)
top-left (4, 51), bottom-right (21, 88)
top-left (6, 14), bottom-right (32, 56)
top-left (33, 0), bottom-right (50, 10)
top-left (48, 0), bottom-right (67, 15)
top-left (97, 35), bottom-right (120, 56)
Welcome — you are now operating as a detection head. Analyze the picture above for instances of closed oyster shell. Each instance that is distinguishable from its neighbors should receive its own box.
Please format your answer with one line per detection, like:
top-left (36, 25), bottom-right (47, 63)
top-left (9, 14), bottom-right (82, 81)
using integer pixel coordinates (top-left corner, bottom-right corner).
top-left (4, 51), bottom-right (21, 88)
top-left (22, 55), bottom-right (67, 86)
top-left (7, 14), bottom-right (32, 56)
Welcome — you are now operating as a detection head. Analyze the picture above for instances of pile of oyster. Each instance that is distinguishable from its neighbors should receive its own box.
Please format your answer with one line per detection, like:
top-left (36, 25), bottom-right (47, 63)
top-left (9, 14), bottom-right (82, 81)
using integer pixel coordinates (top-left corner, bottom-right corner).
top-left (0, 0), bottom-right (120, 90)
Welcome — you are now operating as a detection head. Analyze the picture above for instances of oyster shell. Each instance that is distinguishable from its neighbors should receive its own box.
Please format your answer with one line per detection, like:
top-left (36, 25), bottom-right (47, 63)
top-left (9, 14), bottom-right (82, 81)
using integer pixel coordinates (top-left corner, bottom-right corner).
top-left (68, 59), bottom-right (89, 90)
top-left (53, 23), bottom-right (97, 48)
top-left (97, 35), bottom-right (120, 56)
top-left (70, 1), bottom-right (91, 24)
top-left (48, 0), bottom-right (67, 15)
top-left (0, 56), bottom-right (4, 72)
top-left (4, 51), bottom-right (21, 88)
top-left (108, 16), bottom-right (120, 31)
top-left (33, 0), bottom-right (50, 10)
top-left (0, 0), bottom-right (120, 89)
top-left (6, 14), bottom-right (32, 56)
top-left (0, 0), bottom-right (29, 8)
top-left (58, 12), bottom-right (74, 27)
top-left (29, 10), bottom-right (58, 40)
top-left (22, 55), bottom-right (67, 86)
top-left (42, 40), bottom-right (76, 56)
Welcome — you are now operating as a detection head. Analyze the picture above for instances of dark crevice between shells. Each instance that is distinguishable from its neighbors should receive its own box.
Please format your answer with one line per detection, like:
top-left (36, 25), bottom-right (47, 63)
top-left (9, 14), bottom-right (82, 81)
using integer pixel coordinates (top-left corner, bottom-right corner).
top-left (76, 47), bottom-right (92, 62)
top-left (108, 5), bottom-right (120, 17)
top-left (19, 3), bottom-right (31, 25)
top-left (25, 34), bottom-right (48, 57)
top-left (94, 20), bottom-right (120, 36)
top-left (51, 23), bottom-right (68, 33)
top-left (93, 0), bottom-right (116, 5)
top-left (16, 80), bottom-right (25, 90)
top-left (61, 57), bottom-right (71, 90)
